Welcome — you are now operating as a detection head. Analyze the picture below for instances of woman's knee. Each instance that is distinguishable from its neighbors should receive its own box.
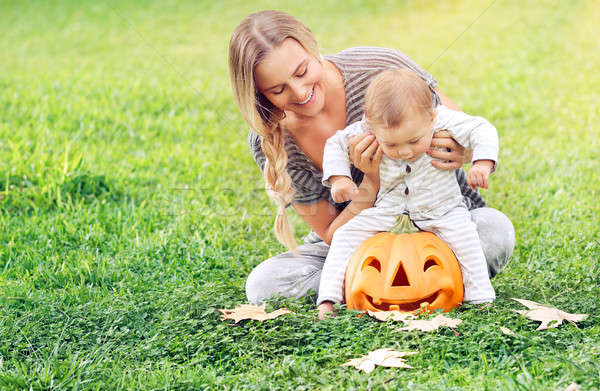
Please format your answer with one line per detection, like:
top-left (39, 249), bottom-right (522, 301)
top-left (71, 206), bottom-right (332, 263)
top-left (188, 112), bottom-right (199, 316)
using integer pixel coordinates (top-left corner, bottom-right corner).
top-left (245, 246), bottom-right (326, 304)
top-left (245, 259), bottom-right (277, 304)
top-left (470, 207), bottom-right (515, 277)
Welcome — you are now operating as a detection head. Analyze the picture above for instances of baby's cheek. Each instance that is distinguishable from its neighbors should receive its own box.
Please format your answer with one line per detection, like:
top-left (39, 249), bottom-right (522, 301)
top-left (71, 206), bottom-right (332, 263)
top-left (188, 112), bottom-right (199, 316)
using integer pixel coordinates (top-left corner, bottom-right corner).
top-left (416, 143), bottom-right (429, 157)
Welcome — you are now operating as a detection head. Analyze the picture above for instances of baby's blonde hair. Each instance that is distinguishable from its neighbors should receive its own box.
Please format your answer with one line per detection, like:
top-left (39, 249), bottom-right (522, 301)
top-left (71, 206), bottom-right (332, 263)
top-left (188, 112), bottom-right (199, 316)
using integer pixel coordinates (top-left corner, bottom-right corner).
top-left (229, 11), bottom-right (320, 251)
top-left (364, 69), bottom-right (434, 131)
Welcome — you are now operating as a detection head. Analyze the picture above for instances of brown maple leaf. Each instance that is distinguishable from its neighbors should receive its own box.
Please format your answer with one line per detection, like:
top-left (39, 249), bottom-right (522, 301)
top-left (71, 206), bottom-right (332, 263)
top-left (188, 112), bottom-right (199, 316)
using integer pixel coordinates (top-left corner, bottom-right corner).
top-left (367, 310), bottom-right (414, 322)
top-left (398, 314), bottom-right (462, 332)
top-left (341, 348), bottom-right (417, 373)
top-left (512, 298), bottom-right (588, 331)
top-left (218, 304), bottom-right (292, 323)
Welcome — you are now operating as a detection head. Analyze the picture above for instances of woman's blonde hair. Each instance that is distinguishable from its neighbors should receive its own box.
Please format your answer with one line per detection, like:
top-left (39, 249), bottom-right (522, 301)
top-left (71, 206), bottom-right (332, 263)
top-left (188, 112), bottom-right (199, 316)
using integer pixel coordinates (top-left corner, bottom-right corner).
top-left (229, 10), bottom-right (320, 251)
top-left (364, 69), bottom-right (434, 131)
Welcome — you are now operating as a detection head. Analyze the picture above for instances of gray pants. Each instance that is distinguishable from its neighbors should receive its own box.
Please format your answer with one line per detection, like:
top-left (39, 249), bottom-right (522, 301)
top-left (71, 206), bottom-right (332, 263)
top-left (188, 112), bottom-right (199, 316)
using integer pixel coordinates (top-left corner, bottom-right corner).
top-left (246, 207), bottom-right (515, 304)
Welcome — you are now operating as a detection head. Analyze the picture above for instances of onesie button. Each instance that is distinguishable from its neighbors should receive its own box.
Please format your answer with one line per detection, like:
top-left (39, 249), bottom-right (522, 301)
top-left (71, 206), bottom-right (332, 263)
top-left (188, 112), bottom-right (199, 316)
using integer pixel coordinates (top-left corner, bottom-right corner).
top-left (405, 187), bottom-right (409, 195)
top-left (406, 165), bottom-right (411, 173)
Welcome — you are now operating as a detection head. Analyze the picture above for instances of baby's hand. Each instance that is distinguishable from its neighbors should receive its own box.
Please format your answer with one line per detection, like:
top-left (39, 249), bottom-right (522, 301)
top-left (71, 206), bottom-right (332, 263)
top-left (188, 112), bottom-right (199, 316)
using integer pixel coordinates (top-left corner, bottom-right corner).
top-left (467, 160), bottom-right (494, 190)
top-left (317, 301), bottom-right (336, 320)
top-left (330, 176), bottom-right (358, 203)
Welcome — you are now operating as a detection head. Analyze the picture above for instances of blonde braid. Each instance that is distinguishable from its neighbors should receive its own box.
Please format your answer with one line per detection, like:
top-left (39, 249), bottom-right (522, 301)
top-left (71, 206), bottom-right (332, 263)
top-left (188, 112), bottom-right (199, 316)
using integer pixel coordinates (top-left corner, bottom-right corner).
top-left (229, 10), bottom-right (321, 251)
top-left (261, 125), bottom-right (298, 251)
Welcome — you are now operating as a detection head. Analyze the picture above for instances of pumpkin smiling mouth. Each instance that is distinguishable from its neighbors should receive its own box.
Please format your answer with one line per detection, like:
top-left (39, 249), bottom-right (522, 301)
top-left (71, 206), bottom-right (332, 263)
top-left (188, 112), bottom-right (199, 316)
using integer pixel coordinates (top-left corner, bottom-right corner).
top-left (365, 291), bottom-right (440, 312)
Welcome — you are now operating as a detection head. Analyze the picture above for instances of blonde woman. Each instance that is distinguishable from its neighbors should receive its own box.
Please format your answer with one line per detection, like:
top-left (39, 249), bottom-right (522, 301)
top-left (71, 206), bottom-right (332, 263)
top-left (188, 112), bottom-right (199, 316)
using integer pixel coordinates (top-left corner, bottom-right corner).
top-left (228, 10), bottom-right (514, 307)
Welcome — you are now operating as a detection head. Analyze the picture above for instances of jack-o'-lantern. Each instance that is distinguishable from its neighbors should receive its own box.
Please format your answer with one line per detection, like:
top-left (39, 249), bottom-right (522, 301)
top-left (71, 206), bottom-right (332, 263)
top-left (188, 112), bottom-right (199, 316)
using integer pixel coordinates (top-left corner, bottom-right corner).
top-left (345, 215), bottom-right (463, 313)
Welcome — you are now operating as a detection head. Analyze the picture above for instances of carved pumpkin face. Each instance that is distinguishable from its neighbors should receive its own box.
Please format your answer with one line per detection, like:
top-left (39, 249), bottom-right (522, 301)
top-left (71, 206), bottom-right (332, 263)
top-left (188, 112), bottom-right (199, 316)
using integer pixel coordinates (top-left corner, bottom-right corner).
top-left (345, 230), bottom-right (464, 313)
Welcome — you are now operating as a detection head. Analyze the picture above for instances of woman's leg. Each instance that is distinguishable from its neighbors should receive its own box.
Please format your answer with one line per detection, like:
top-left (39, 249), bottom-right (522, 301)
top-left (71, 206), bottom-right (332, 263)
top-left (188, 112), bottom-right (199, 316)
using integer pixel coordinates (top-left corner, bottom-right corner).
top-left (246, 207), bottom-right (514, 304)
top-left (245, 241), bottom-right (329, 304)
top-left (470, 207), bottom-right (515, 278)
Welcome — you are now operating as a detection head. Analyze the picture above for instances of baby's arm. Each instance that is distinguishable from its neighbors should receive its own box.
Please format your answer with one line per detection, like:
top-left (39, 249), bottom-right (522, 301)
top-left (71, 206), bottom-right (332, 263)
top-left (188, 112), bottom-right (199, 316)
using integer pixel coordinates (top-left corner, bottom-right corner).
top-left (434, 106), bottom-right (499, 190)
top-left (330, 176), bottom-right (358, 203)
top-left (467, 160), bottom-right (494, 190)
top-left (322, 122), bottom-right (368, 188)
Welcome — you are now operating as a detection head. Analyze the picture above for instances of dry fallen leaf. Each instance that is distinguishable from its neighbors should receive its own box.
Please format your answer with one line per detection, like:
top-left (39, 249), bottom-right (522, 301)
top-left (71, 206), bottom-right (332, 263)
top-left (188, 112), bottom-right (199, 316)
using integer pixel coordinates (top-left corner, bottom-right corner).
top-left (398, 314), bottom-right (462, 332)
top-left (565, 382), bottom-right (580, 391)
top-left (341, 348), bottom-right (417, 373)
top-left (218, 304), bottom-right (292, 323)
top-left (512, 298), bottom-right (588, 331)
top-left (500, 326), bottom-right (514, 335)
top-left (367, 310), bottom-right (414, 322)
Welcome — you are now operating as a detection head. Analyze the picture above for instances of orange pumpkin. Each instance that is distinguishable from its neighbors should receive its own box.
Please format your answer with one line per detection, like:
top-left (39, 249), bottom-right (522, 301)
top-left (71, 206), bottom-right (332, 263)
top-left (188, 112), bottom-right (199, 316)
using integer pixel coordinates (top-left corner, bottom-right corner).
top-left (345, 215), bottom-right (464, 313)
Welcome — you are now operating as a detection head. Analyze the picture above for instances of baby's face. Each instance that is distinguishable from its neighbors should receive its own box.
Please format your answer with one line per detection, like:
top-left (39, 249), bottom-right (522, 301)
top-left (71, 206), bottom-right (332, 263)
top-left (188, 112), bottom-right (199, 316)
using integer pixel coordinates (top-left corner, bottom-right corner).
top-left (373, 111), bottom-right (435, 162)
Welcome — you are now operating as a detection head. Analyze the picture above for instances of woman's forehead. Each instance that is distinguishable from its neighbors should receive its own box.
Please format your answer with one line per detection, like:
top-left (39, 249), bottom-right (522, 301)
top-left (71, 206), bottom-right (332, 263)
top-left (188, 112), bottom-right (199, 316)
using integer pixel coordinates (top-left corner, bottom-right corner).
top-left (254, 38), bottom-right (308, 91)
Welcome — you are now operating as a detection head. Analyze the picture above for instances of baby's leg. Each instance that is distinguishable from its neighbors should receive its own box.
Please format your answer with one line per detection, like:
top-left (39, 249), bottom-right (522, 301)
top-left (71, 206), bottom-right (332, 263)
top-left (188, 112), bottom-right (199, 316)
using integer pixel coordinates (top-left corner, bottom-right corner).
top-left (416, 206), bottom-right (495, 303)
top-left (316, 207), bottom-right (398, 305)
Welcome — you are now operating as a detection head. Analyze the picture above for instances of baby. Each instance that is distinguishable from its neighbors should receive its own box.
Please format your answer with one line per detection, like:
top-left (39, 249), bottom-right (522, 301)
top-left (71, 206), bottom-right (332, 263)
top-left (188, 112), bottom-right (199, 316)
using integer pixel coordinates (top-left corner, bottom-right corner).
top-left (317, 68), bottom-right (498, 317)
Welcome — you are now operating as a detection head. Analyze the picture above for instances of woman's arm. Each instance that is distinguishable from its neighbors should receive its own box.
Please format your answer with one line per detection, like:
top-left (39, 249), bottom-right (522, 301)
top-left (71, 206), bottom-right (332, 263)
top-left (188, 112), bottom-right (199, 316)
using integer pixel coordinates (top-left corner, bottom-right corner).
top-left (429, 87), bottom-right (473, 169)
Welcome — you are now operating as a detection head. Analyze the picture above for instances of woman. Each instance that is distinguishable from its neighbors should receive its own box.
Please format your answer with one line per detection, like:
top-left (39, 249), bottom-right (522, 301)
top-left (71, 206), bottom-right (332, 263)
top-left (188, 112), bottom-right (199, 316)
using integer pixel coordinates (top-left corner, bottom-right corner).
top-left (228, 10), bottom-right (515, 306)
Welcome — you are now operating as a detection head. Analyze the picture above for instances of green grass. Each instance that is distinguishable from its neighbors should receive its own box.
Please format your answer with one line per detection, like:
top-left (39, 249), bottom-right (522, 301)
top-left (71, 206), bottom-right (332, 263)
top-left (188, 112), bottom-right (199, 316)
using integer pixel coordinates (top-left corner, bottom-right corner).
top-left (1, 0), bottom-right (598, 389)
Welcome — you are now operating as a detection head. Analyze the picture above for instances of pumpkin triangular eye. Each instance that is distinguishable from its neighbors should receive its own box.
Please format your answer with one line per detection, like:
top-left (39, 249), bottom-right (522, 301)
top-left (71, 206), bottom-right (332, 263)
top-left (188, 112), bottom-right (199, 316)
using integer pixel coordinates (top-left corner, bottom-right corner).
top-left (424, 258), bottom-right (439, 271)
top-left (362, 257), bottom-right (381, 272)
top-left (392, 263), bottom-right (410, 286)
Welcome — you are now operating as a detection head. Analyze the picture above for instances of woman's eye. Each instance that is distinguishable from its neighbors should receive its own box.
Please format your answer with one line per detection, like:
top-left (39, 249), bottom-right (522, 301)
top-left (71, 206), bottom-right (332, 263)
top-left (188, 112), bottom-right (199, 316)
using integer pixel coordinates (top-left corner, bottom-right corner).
top-left (297, 67), bottom-right (308, 77)
top-left (272, 86), bottom-right (285, 95)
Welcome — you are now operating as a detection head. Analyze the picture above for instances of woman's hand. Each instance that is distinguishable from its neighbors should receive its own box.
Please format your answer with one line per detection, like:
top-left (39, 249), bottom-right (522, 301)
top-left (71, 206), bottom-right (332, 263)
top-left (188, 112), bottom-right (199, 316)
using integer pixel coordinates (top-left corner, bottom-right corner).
top-left (427, 130), bottom-right (473, 170)
top-left (348, 133), bottom-right (383, 179)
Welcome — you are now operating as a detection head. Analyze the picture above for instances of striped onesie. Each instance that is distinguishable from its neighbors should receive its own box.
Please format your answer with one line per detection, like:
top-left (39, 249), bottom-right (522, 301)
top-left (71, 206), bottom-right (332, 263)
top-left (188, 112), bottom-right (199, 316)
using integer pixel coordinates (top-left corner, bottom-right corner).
top-left (317, 105), bottom-right (499, 305)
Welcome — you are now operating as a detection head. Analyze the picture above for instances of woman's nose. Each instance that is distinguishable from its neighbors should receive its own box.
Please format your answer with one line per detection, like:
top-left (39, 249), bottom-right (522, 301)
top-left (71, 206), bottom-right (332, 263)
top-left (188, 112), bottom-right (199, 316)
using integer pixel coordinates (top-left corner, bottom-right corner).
top-left (289, 80), bottom-right (308, 101)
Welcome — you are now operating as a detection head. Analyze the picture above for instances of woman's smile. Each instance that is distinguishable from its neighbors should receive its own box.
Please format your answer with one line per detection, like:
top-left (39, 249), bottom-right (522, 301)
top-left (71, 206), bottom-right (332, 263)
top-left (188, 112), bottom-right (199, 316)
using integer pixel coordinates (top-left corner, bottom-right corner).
top-left (297, 86), bottom-right (314, 105)
top-left (254, 38), bottom-right (325, 117)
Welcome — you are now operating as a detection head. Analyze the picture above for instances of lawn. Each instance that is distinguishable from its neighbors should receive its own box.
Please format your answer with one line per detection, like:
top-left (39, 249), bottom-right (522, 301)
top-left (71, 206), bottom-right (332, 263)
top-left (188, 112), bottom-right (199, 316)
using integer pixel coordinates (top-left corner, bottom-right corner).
top-left (1, 0), bottom-right (598, 389)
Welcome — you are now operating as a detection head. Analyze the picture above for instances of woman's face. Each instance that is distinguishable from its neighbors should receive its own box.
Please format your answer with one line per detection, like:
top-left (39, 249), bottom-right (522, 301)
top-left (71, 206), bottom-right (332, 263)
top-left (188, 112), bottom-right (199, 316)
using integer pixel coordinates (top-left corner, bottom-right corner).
top-left (254, 38), bottom-right (325, 118)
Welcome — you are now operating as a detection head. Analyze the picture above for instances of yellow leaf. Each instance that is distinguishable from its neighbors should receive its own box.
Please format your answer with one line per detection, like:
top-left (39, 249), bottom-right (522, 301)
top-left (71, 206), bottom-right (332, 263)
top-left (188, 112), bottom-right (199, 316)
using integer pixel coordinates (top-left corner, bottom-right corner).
top-left (367, 310), bottom-right (414, 322)
top-left (218, 304), bottom-right (292, 323)
top-left (500, 326), bottom-right (514, 335)
top-left (341, 348), bottom-right (417, 373)
top-left (512, 298), bottom-right (588, 330)
top-left (398, 314), bottom-right (462, 332)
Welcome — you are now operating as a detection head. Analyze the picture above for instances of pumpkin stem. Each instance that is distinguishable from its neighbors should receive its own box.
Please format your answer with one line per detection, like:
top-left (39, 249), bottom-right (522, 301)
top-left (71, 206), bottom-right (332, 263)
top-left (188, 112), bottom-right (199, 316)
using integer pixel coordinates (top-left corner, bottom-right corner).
top-left (388, 214), bottom-right (420, 234)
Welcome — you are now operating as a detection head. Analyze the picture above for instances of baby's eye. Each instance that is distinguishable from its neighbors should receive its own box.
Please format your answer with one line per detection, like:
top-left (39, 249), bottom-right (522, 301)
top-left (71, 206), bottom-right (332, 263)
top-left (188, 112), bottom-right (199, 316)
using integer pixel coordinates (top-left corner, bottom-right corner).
top-left (409, 138), bottom-right (421, 144)
top-left (385, 144), bottom-right (396, 148)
